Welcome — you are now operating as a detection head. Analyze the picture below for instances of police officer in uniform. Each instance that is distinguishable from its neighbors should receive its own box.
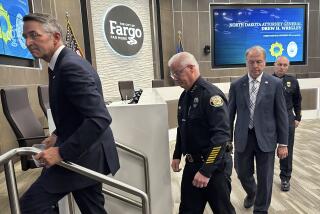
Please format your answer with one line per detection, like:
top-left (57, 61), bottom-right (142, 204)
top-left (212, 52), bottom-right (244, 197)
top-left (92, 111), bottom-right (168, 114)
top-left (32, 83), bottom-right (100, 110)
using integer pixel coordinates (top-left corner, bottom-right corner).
top-left (169, 52), bottom-right (235, 214)
top-left (273, 56), bottom-right (302, 191)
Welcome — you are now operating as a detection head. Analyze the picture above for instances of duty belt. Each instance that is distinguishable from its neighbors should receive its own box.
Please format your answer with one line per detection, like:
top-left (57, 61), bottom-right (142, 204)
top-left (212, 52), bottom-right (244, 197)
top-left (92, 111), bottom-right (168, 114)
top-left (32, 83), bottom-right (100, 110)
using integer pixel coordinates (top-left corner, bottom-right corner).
top-left (185, 154), bottom-right (205, 163)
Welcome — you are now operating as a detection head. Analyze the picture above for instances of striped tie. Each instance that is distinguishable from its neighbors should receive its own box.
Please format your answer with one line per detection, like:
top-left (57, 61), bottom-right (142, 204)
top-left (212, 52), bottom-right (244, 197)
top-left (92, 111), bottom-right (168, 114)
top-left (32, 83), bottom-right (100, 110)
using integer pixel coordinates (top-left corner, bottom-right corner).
top-left (249, 80), bottom-right (258, 129)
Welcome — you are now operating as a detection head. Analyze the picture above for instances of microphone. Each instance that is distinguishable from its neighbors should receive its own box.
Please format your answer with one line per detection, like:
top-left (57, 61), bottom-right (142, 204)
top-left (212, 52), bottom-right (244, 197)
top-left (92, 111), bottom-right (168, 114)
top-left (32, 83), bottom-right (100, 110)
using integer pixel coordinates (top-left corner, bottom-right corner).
top-left (129, 89), bottom-right (143, 104)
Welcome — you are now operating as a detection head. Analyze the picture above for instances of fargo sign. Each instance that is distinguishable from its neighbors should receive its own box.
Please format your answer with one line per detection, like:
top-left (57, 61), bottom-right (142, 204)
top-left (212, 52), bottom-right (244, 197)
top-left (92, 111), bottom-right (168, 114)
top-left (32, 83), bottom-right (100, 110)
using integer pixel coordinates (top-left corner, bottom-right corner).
top-left (104, 5), bottom-right (144, 56)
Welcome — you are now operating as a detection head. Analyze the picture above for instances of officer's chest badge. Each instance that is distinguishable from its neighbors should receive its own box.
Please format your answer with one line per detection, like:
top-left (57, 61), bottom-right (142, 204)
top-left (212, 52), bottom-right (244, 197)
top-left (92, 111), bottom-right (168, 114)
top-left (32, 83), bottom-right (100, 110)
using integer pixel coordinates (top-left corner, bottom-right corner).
top-left (193, 97), bottom-right (199, 108)
top-left (286, 81), bottom-right (291, 87)
top-left (210, 95), bottom-right (223, 107)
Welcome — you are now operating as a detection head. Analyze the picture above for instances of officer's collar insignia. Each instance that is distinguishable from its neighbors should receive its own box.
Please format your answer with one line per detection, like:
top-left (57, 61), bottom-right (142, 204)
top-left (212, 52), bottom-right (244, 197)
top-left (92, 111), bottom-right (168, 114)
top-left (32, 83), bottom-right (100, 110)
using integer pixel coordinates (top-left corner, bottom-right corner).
top-left (190, 85), bottom-right (198, 93)
top-left (193, 97), bottom-right (199, 108)
top-left (210, 95), bottom-right (223, 107)
top-left (286, 81), bottom-right (291, 87)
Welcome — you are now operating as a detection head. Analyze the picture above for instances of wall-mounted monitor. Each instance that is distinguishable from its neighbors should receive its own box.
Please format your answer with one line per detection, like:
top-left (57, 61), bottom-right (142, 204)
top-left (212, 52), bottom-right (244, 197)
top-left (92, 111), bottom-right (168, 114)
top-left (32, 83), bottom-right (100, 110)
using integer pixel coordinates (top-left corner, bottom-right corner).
top-left (0, 0), bottom-right (33, 60)
top-left (210, 3), bottom-right (308, 68)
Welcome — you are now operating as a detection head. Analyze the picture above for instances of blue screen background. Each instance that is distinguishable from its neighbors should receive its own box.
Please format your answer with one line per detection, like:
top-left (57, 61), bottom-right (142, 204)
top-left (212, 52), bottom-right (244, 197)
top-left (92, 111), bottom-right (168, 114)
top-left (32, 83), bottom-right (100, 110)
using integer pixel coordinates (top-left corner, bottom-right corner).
top-left (212, 7), bottom-right (305, 67)
top-left (0, 0), bottom-right (33, 59)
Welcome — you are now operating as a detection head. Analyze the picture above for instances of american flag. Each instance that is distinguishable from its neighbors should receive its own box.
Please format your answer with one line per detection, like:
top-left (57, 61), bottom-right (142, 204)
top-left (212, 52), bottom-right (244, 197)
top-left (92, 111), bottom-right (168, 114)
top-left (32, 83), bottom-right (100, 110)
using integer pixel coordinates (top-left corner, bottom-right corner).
top-left (65, 19), bottom-right (84, 57)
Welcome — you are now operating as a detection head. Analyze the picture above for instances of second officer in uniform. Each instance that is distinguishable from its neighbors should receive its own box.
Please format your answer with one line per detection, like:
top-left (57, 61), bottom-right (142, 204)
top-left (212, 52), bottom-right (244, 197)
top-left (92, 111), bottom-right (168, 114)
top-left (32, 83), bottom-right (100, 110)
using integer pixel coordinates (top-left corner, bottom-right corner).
top-left (169, 52), bottom-right (235, 213)
top-left (273, 56), bottom-right (302, 191)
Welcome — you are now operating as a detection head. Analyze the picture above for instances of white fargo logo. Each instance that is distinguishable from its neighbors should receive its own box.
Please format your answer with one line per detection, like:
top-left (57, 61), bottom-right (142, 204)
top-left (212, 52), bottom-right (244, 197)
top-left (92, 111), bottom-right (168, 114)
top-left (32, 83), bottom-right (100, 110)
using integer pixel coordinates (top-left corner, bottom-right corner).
top-left (109, 20), bottom-right (142, 45)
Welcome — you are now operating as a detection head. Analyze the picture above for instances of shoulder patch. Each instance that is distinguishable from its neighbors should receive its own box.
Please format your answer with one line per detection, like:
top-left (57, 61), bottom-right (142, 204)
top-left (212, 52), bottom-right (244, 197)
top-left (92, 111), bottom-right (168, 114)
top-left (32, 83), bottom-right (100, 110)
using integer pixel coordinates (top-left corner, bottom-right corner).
top-left (210, 95), bottom-right (223, 107)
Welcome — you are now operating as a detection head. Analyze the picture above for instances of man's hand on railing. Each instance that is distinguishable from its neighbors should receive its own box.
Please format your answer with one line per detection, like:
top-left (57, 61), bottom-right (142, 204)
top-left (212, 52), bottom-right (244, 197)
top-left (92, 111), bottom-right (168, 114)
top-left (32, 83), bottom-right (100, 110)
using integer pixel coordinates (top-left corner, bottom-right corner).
top-left (41, 134), bottom-right (57, 149)
top-left (34, 147), bottom-right (62, 167)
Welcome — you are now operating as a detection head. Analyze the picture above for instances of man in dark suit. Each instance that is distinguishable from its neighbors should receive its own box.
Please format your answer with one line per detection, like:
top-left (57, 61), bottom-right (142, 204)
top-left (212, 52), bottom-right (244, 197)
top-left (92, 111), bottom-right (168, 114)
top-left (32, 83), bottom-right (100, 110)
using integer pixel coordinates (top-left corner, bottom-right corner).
top-left (229, 46), bottom-right (288, 213)
top-left (273, 56), bottom-right (302, 191)
top-left (20, 13), bottom-right (120, 214)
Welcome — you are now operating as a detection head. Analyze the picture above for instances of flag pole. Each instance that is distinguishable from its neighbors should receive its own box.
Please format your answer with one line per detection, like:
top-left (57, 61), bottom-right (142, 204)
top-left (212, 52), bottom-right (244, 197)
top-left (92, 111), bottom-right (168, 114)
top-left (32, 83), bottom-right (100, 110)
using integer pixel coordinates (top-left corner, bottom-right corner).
top-left (65, 11), bottom-right (71, 28)
top-left (176, 30), bottom-right (184, 53)
top-left (65, 11), bottom-right (69, 22)
top-left (178, 30), bottom-right (182, 42)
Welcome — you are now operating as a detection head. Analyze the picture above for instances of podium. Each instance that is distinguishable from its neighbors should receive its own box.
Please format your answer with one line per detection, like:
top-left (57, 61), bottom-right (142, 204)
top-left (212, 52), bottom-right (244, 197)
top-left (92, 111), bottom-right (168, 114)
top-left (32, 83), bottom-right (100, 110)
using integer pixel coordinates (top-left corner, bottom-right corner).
top-left (106, 88), bottom-right (173, 214)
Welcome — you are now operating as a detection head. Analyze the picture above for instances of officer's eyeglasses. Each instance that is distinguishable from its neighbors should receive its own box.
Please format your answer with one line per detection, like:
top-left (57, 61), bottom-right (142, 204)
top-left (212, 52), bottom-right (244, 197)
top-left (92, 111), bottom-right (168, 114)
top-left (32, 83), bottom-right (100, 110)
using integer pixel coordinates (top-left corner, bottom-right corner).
top-left (170, 65), bottom-right (193, 80)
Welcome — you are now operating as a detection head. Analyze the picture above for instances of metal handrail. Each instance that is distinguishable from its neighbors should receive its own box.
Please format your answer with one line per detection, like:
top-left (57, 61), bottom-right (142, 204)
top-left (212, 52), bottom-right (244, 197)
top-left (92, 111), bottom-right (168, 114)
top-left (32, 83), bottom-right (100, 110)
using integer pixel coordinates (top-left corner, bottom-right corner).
top-left (102, 188), bottom-right (141, 208)
top-left (115, 141), bottom-right (150, 200)
top-left (0, 147), bottom-right (150, 214)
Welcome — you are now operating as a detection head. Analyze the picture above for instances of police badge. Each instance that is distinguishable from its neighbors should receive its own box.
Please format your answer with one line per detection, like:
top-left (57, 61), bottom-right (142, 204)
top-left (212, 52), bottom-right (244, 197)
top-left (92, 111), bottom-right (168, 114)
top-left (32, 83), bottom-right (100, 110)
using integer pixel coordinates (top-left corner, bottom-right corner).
top-left (193, 97), bottom-right (199, 108)
top-left (286, 81), bottom-right (291, 87)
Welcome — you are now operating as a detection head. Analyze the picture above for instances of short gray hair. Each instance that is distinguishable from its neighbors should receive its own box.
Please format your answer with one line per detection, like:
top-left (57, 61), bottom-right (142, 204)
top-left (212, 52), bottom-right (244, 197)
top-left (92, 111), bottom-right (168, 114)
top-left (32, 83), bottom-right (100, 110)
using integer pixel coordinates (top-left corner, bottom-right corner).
top-left (23, 13), bottom-right (63, 38)
top-left (168, 52), bottom-right (199, 70)
top-left (245, 46), bottom-right (266, 60)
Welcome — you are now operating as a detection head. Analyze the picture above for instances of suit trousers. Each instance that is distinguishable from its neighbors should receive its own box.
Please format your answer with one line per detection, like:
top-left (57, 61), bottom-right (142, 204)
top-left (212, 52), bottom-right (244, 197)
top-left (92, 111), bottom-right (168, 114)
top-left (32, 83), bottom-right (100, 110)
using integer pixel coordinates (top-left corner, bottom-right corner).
top-left (20, 177), bottom-right (107, 214)
top-left (280, 117), bottom-right (295, 181)
top-left (234, 129), bottom-right (275, 213)
top-left (179, 162), bottom-right (235, 214)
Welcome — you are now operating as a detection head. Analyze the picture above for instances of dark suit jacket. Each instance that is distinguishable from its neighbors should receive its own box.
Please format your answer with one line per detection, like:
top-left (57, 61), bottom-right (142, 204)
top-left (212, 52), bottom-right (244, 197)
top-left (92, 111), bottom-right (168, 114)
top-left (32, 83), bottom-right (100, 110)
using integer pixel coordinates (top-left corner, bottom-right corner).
top-left (229, 73), bottom-right (288, 153)
top-left (42, 47), bottom-right (120, 193)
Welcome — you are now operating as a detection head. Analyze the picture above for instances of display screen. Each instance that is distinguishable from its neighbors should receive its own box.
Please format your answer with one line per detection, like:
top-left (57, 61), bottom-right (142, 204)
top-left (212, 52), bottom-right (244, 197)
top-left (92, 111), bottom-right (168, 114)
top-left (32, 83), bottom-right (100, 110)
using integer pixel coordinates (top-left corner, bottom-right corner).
top-left (0, 0), bottom-right (33, 59)
top-left (211, 4), bottom-right (308, 68)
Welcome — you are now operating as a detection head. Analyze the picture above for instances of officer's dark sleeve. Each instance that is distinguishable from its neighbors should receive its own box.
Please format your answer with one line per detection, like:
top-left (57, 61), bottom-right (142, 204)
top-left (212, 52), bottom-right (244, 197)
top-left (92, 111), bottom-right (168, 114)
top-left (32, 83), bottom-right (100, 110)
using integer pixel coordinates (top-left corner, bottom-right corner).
top-left (173, 127), bottom-right (182, 160)
top-left (199, 92), bottom-right (230, 178)
top-left (57, 61), bottom-right (111, 161)
top-left (228, 82), bottom-right (236, 142)
top-left (293, 79), bottom-right (302, 121)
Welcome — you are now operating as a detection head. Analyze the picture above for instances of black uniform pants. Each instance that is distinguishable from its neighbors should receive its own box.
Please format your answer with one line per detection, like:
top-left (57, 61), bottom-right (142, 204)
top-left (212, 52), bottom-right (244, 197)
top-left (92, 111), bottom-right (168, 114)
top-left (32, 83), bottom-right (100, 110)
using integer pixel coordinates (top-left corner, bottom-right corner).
top-left (179, 162), bottom-right (235, 214)
top-left (20, 178), bottom-right (107, 214)
top-left (280, 117), bottom-right (296, 181)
